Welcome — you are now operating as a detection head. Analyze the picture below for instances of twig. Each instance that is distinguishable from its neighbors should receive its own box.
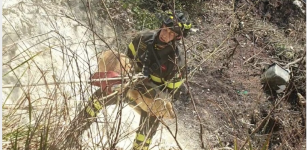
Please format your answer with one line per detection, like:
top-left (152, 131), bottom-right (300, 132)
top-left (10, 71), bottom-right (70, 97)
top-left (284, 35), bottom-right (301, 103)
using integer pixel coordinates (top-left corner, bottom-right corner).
top-left (284, 57), bottom-right (304, 69)
top-left (239, 88), bottom-right (293, 150)
top-left (243, 48), bottom-right (265, 65)
top-left (100, 1), bottom-right (124, 147)
top-left (182, 30), bottom-right (205, 149)
top-left (2, 75), bottom-right (146, 88)
top-left (158, 120), bottom-right (183, 150)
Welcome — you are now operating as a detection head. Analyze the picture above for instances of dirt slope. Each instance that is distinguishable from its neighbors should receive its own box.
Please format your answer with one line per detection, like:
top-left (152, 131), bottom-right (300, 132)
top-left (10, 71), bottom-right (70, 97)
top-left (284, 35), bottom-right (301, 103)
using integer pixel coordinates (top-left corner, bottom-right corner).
top-left (173, 0), bottom-right (306, 149)
top-left (2, 0), bottom-right (305, 149)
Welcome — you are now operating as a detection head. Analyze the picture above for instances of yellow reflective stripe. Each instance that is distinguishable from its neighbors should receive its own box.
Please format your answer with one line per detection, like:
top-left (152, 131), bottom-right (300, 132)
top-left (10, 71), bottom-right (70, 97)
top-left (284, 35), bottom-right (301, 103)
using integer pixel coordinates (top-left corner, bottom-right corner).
top-left (150, 74), bottom-right (163, 83)
top-left (184, 23), bottom-right (192, 29)
top-left (178, 23), bottom-right (182, 28)
top-left (89, 97), bottom-right (103, 111)
top-left (150, 74), bottom-right (184, 89)
top-left (165, 79), bottom-right (184, 89)
top-left (86, 106), bottom-right (96, 117)
top-left (133, 142), bottom-right (149, 150)
top-left (178, 23), bottom-right (192, 29)
top-left (136, 133), bottom-right (151, 144)
top-left (129, 42), bottom-right (136, 57)
top-left (93, 100), bottom-right (103, 111)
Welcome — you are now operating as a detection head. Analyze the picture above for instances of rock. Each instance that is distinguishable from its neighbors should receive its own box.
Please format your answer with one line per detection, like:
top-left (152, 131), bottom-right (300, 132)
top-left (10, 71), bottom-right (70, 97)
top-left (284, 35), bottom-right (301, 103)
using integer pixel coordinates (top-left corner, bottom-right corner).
top-left (261, 63), bottom-right (290, 93)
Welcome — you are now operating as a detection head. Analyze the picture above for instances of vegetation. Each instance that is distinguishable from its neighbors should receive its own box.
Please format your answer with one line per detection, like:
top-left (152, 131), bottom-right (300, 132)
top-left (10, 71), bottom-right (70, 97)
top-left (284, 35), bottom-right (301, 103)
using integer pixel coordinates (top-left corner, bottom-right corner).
top-left (2, 0), bottom-right (305, 149)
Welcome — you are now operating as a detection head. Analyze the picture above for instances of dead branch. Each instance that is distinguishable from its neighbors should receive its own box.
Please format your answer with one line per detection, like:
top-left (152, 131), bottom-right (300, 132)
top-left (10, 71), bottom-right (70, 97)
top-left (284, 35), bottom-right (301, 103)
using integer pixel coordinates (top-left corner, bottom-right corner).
top-left (284, 57), bottom-right (305, 69)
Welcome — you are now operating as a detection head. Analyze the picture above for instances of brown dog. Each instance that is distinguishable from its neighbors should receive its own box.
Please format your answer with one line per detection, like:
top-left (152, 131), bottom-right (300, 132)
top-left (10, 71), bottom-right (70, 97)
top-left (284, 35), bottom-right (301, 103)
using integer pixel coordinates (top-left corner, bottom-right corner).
top-left (96, 50), bottom-right (175, 119)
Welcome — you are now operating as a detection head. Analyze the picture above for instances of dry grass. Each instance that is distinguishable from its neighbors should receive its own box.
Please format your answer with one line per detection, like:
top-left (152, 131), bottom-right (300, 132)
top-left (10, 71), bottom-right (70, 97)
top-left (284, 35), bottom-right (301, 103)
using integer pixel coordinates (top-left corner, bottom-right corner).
top-left (2, 0), bottom-right (305, 149)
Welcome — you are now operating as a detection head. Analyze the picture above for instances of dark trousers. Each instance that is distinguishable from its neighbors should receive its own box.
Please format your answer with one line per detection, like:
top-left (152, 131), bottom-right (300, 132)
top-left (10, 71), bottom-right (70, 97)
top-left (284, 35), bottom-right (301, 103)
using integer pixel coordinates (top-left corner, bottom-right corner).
top-left (133, 110), bottom-right (160, 150)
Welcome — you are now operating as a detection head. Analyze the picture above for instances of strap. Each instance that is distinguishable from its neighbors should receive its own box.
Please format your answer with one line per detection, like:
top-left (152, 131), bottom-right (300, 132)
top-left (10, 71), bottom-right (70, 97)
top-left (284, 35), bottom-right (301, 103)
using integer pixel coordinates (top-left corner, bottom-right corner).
top-left (145, 33), bottom-right (164, 82)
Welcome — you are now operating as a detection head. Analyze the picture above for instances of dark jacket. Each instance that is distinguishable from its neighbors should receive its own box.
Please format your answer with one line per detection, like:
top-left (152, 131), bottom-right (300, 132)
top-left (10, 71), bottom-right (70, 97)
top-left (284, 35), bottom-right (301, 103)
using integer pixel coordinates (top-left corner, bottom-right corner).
top-left (127, 30), bottom-right (185, 91)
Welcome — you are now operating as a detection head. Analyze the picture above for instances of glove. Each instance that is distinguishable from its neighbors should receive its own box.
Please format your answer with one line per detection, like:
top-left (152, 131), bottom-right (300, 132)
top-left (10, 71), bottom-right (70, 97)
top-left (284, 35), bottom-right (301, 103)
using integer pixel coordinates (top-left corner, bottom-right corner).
top-left (136, 72), bottom-right (148, 79)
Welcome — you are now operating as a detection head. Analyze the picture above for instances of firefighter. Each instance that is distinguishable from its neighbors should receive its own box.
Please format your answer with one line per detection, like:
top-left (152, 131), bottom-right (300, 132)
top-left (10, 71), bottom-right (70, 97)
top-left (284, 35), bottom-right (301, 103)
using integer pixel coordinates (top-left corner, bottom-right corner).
top-left (126, 11), bottom-right (191, 150)
top-left (61, 11), bottom-right (192, 150)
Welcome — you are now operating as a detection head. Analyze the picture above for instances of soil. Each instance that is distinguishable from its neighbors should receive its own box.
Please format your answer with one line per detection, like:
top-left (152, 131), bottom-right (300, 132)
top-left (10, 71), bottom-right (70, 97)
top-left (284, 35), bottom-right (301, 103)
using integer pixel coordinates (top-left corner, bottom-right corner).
top-left (170, 0), bottom-right (306, 149)
top-left (2, 0), bottom-right (304, 149)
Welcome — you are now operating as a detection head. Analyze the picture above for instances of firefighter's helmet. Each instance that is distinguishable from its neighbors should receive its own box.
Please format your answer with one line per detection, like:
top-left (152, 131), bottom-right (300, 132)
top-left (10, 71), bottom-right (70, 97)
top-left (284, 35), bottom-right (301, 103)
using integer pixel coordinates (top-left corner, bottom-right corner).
top-left (162, 11), bottom-right (192, 38)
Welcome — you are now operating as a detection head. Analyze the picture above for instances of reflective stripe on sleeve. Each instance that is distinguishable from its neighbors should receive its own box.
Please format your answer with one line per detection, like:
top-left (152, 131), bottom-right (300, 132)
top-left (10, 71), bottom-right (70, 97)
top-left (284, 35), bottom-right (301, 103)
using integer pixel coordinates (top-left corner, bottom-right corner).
top-left (165, 79), bottom-right (184, 89)
top-left (150, 74), bottom-right (184, 89)
top-left (149, 74), bottom-right (163, 83)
